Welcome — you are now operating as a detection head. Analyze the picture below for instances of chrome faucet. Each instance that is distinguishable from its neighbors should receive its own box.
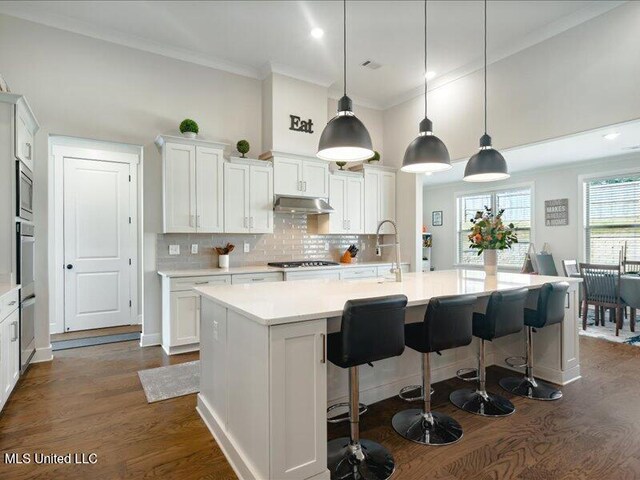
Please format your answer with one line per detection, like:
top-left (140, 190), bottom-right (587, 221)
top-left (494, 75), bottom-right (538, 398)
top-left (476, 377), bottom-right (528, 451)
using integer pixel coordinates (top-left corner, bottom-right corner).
top-left (375, 219), bottom-right (403, 282)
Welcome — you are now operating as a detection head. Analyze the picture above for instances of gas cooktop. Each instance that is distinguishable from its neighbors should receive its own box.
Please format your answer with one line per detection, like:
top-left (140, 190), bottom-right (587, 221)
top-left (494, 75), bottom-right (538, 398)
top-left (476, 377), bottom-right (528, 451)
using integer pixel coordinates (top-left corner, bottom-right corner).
top-left (267, 261), bottom-right (340, 269)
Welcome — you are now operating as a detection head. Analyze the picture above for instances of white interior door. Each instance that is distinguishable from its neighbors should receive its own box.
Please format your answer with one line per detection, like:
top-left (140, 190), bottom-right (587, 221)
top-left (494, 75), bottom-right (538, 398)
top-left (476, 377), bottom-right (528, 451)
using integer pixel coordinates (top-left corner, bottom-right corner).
top-left (64, 157), bottom-right (131, 332)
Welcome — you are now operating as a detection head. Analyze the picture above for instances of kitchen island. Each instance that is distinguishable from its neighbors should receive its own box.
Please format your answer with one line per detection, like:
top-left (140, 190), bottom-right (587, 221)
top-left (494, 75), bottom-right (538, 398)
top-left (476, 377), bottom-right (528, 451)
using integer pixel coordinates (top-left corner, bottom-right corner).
top-left (194, 270), bottom-right (581, 480)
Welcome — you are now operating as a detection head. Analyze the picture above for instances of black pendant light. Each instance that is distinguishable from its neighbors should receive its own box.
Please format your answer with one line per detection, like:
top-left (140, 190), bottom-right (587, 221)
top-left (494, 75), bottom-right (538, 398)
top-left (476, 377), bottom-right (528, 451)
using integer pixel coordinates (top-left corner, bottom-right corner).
top-left (317, 0), bottom-right (374, 162)
top-left (463, 0), bottom-right (509, 182)
top-left (401, 0), bottom-right (451, 174)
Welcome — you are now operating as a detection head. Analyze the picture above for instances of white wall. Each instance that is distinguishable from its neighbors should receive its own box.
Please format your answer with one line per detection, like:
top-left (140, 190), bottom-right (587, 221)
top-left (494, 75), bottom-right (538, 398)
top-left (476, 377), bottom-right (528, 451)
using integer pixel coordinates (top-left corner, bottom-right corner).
top-left (268, 73), bottom-right (328, 156)
top-left (0, 14), bottom-right (262, 349)
top-left (423, 154), bottom-right (640, 272)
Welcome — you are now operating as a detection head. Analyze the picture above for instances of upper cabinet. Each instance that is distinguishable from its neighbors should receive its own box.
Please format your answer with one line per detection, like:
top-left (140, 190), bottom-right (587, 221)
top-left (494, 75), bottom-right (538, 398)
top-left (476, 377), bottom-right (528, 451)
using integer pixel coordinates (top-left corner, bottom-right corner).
top-left (13, 96), bottom-right (39, 171)
top-left (271, 153), bottom-right (329, 198)
top-left (316, 172), bottom-right (364, 234)
top-left (350, 164), bottom-right (396, 234)
top-left (224, 159), bottom-right (273, 234)
top-left (156, 135), bottom-right (227, 234)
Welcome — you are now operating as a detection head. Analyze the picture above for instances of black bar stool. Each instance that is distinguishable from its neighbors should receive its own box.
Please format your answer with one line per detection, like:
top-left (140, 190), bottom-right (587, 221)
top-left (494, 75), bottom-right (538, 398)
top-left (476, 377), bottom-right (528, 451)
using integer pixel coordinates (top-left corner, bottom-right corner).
top-left (450, 288), bottom-right (528, 417)
top-left (499, 282), bottom-right (569, 400)
top-left (392, 294), bottom-right (477, 445)
top-left (327, 295), bottom-right (408, 480)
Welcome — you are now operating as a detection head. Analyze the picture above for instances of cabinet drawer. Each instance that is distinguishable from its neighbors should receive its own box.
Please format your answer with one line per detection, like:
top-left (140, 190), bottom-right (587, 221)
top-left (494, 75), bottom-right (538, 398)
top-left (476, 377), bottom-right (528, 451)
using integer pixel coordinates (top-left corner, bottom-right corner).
top-left (0, 289), bottom-right (20, 320)
top-left (340, 267), bottom-right (377, 280)
top-left (285, 270), bottom-right (341, 281)
top-left (170, 275), bottom-right (231, 292)
top-left (232, 272), bottom-right (283, 285)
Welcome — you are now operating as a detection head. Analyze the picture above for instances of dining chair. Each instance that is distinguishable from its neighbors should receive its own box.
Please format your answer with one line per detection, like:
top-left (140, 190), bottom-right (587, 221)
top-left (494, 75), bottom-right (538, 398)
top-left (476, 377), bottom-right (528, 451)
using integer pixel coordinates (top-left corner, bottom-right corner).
top-left (579, 263), bottom-right (624, 335)
top-left (562, 259), bottom-right (583, 318)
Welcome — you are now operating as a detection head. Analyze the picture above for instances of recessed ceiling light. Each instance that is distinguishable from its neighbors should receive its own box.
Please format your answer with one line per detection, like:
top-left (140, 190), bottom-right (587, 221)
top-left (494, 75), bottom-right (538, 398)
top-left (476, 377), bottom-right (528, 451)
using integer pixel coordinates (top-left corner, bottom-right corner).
top-left (603, 132), bottom-right (620, 140)
top-left (310, 28), bottom-right (324, 39)
top-left (425, 71), bottom-right (436, 80)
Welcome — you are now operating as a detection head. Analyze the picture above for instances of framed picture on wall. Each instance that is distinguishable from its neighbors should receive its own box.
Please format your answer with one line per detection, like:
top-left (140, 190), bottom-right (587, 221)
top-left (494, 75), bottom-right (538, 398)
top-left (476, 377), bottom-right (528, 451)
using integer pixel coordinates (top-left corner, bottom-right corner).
top-left (432, 210), bottom-right (443, 226)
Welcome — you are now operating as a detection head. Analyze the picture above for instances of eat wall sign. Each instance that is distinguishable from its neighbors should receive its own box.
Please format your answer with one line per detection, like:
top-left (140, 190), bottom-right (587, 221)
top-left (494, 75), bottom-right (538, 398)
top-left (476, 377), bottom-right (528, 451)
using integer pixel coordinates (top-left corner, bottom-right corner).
top-left (289, 115), bottom-right (314, 134)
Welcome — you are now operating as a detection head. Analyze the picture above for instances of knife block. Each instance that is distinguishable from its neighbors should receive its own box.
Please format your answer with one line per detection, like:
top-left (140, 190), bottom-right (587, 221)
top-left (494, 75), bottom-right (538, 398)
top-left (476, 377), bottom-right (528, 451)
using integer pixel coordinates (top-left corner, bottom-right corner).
top-left (340, 250), bottom-right (353, 264)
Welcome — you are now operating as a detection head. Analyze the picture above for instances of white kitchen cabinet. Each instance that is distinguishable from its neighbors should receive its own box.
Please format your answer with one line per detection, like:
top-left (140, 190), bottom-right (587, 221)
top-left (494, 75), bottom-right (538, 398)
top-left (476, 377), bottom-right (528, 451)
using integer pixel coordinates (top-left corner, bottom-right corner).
top-left (351, 164), bottom-right (397, 234)
top-left (161, 274), bottom-right (231, 355)
top-left (156, 135), bottom-right (227, 234)
top-left (284, 270), bottom-right (341, 282)
top-left (269, 319), bottom-right (327, 479)
top-left (231, 272), bottom-right (283, 284)
top-left (340, 266), bottom-right (377, 279)
top-left (273, 155), bottom-right (329, 198)
top-left (224, 159), bottom-right (274, 234)
top-left (0, 289), bottom-right (20, 412)
top-left (15, 101), bottom-right (37, 170)
top-left (316, 172), bottom-right (364, 234)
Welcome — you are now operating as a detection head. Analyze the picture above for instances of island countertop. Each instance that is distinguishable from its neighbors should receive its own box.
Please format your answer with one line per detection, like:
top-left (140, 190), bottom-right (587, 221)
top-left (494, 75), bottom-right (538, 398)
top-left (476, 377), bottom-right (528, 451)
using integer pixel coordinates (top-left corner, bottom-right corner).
top-left (194, 269), bottom-right (580, 326)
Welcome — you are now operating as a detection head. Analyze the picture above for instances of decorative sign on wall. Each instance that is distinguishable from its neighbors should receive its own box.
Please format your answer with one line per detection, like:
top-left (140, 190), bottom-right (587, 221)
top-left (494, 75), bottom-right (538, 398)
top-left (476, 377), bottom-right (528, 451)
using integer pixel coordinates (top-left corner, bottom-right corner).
top-left (432, 210), bottom-right (443, 227)
top-left (289, 115), bottom-right (314, 134)
top-left (545, 198), bottom-right (569, 226)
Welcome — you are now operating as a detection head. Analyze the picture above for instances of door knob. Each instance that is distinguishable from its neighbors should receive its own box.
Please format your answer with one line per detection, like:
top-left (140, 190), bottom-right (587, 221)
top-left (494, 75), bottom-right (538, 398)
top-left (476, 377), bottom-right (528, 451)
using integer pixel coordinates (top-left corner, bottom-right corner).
top-left (66, 264), bottom-right (73, 270)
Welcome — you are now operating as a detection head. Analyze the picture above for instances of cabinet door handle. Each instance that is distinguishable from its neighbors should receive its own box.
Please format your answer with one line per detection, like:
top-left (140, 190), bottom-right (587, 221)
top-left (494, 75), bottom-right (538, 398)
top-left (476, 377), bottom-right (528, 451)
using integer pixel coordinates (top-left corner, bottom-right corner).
top-left (194, 281), bottom-right (209, 285)
top-left (197, 215), bottom-right (201, 228)
top-left (251, 278), bottom-right (265, 282)
top-left (303, 181), bottom-right (307, 192)
top-left (25, 142), bottom-right (32, 160)
top-left (8, 300), bottom-right (16, 306)
top-left (298, 180), bottom-right (302, 191)
top-left (249, 217), bottom-right (254, 228)
top-left (243, 217), bottom-right (247, 228)
top-left (12, 321), bottom-right (18, 342)
top-left (320, 333), bottom-right (326, 364)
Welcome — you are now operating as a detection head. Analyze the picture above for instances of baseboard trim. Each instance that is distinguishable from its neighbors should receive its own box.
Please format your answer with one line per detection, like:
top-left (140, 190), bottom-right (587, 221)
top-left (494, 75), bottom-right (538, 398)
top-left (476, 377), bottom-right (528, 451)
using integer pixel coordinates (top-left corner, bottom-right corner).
top-left (162, 343), bottom-right (199, 356)
top-left (140, 332), bottom-right (161, 347)
top-left (197, 394), bottom-right (259, 480)
top-left (31, 345), bottom-right (53, 363)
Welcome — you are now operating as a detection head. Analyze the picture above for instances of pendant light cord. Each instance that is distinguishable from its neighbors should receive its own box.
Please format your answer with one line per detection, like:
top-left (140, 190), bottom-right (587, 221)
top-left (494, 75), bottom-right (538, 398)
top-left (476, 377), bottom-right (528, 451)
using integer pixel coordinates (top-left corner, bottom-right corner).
top-left (343, 0), bottom-right (347, 97)
top-left (484, 0), bottom-right (487, 135)
top-left (424, 0), bottom-right (428, 118)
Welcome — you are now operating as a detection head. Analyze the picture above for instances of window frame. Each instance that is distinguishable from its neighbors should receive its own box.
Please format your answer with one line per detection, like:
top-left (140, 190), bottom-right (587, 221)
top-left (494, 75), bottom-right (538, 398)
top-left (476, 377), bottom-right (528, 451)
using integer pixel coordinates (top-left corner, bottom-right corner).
top-left (581, 171), bottom-right (640, 264)
top-left (454, 182), bottom-right (535, 270)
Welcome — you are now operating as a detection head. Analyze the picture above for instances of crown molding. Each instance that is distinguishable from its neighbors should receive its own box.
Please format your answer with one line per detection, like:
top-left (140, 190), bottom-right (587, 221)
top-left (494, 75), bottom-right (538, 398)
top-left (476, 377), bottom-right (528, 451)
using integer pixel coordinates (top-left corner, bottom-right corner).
top-left (327, 88), bottom-right (384, 111)
top-left (259, 61), bottom-right (335, 88)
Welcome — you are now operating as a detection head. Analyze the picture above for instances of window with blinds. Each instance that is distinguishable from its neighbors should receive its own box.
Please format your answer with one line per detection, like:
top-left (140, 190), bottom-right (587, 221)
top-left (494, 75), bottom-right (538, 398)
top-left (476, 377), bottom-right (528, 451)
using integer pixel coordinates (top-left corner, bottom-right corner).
top-left (457, 187), bottom-right (532, 267)
top-left (585, 175), bottom-right (640, 264)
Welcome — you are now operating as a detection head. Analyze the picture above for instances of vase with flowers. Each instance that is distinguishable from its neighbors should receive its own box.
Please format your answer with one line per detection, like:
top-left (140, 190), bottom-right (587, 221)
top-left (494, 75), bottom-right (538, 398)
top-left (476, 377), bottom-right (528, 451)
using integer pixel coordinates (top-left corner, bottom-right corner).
top-left (468, 206), bottom-right (518, 275)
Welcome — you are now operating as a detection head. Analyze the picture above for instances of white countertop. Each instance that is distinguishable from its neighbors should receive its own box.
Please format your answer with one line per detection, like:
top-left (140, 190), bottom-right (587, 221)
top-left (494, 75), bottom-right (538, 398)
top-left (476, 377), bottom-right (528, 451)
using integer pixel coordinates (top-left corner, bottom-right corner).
top-left (194, 269), bottom-right (580, 326)
top-left (158, 261), bottom-right (407, 278)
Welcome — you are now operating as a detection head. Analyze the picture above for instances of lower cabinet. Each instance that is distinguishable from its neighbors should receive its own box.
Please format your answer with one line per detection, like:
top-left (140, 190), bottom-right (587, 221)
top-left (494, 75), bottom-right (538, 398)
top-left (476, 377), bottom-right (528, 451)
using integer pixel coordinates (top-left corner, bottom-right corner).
top-left (161, 275), bottom-right (231, 355)
top-left (0, 302), bottom-right (20, 412)
top-left (269, 319), bottom-right (327, 479)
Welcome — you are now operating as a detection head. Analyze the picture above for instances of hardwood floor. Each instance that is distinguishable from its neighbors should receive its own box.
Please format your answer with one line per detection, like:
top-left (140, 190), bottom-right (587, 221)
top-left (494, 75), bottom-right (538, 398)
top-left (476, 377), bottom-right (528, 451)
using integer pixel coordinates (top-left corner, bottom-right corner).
top-left (1, 337), bottom-right (639, 479)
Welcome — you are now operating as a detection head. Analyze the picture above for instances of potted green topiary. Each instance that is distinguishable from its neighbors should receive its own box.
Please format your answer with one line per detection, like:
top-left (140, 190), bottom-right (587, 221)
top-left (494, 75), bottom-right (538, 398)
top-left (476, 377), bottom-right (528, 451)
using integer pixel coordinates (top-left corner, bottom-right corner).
top-left (335, 161), bottom-right (347, 170)
top-left (180, 119), bottom-right (199, 139)
top-left (237, 140), bottom-right (250, 158)
top-left (367, 150), bottom-right (381, 163)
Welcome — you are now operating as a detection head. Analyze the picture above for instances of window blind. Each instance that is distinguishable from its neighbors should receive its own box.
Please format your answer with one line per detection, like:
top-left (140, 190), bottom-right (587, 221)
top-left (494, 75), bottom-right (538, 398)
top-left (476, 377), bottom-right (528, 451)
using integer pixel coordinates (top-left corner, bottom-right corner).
top-left (585, 175), bottom-right (640, 264)
top-left (457, 187), bottom-right (532, 267)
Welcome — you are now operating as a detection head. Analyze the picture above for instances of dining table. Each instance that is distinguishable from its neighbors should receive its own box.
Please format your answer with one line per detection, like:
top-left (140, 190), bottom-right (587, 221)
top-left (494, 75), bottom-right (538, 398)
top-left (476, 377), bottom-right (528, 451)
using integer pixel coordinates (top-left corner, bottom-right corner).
top-left (570, 272), bottom-right (640, 332)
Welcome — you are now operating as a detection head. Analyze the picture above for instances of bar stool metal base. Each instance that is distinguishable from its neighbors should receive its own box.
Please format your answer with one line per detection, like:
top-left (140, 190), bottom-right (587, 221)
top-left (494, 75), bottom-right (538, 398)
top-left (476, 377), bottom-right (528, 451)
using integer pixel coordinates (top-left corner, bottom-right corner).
top-left (499, 376), bottom-right (562, 401)
top-left (327, 438), bottom-right (395, 480)
top-left (449, 388), bottom-right (515, 417)
top-left (392, 409), bottom-right (462, 445)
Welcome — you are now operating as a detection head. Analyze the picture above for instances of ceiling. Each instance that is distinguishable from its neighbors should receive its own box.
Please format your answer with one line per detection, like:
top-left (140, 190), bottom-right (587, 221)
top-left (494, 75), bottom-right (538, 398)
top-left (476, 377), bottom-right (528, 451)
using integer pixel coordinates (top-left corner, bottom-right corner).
top-left (0, 1), bottom-right (624, 109)
top-left (423, 119), bottom-right (640, 186)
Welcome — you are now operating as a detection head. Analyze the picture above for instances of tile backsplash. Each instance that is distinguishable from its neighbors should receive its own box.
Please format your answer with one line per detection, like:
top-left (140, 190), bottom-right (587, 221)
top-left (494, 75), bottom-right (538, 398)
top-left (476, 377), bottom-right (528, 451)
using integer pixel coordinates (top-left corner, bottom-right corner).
top-left (156, 213), bottom-right (392, 270)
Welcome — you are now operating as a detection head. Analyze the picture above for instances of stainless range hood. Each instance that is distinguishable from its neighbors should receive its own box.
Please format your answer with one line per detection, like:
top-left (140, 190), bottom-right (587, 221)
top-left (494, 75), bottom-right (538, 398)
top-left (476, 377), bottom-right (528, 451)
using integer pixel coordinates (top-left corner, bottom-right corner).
top-left (273, 196), bottom-right (334, 215)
